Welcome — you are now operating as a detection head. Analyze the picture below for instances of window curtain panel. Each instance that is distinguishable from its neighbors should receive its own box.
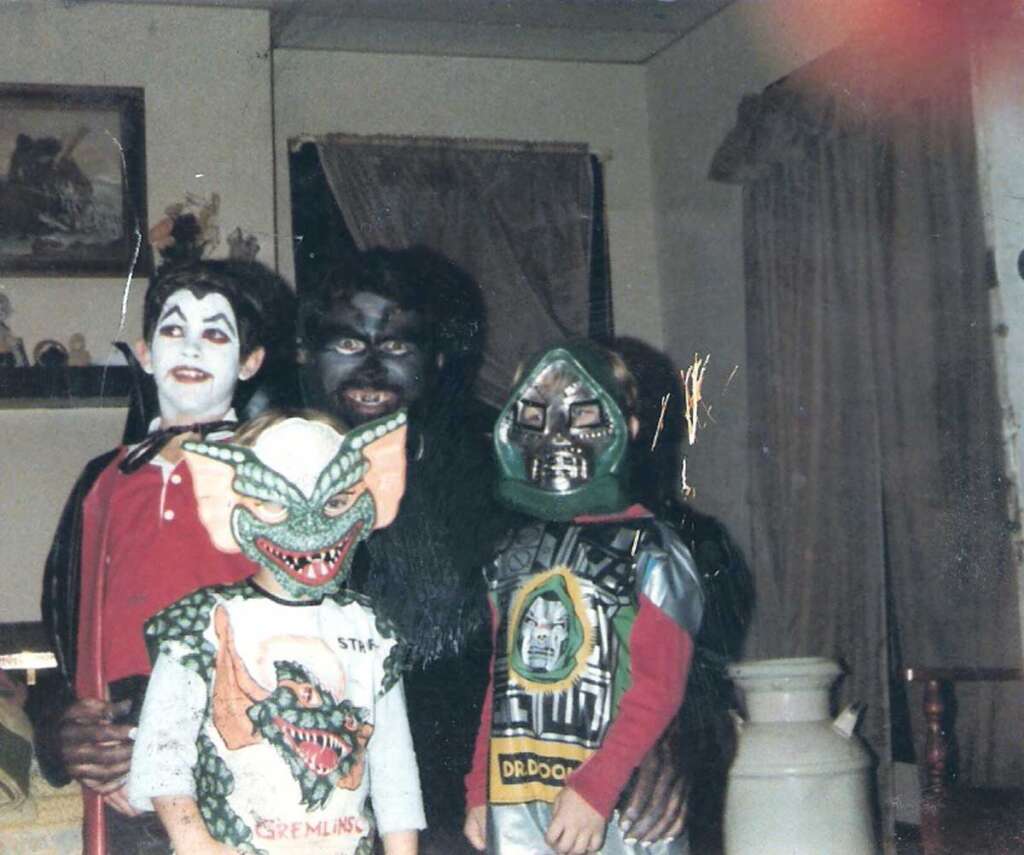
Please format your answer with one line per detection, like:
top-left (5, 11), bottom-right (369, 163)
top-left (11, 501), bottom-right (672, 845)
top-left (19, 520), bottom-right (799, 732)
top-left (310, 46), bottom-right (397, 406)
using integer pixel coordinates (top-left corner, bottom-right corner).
top-left (711, 24), bottom-right (1022, 823)
top-left (313, 135), bottom-right (594, 406)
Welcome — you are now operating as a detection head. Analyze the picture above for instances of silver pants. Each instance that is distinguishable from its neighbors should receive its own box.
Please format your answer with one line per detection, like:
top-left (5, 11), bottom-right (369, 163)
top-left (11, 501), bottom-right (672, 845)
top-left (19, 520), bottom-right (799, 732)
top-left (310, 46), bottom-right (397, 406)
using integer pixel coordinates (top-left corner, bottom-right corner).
top-left (488, 803), bottom-right (689, 855)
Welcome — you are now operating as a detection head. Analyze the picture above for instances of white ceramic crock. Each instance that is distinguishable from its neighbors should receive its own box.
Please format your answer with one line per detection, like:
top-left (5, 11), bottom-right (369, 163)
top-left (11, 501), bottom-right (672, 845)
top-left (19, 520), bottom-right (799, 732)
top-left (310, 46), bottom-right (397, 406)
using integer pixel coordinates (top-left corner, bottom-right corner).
top-left (723, 657), bottom-right (877, 855)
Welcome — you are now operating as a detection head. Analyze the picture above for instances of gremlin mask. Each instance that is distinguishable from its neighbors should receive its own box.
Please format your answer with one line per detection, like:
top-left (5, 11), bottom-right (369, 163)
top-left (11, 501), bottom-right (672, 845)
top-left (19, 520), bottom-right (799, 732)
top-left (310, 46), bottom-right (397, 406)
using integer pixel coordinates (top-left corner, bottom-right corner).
top-left (183, 412), bottom-right (407, 597)
top-left (494, 342), bottom-right (630, 521)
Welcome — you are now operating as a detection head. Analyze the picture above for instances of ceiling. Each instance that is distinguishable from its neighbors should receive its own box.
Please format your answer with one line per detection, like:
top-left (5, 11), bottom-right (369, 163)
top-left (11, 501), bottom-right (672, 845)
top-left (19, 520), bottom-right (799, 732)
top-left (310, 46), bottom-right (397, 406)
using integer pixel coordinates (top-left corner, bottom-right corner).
top-left (78, 0), bottom-right (734, 63)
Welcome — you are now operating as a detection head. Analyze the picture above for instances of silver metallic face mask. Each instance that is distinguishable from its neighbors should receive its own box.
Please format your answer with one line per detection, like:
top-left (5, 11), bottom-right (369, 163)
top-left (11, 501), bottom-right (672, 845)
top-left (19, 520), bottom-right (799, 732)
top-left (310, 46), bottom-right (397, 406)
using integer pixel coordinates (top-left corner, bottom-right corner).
top-left (508, 361), bottom-right (616, 493)
top-left (519, 594), bottom-right (570, 672)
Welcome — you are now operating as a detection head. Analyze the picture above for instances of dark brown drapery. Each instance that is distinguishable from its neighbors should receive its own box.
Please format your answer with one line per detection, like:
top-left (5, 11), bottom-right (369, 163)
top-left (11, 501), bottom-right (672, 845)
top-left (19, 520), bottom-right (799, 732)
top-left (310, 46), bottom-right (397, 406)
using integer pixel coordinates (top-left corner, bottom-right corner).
top-left (711, 22), bottom-right (1022, 823)
top-left (310, 134), bottom-right (595, 406)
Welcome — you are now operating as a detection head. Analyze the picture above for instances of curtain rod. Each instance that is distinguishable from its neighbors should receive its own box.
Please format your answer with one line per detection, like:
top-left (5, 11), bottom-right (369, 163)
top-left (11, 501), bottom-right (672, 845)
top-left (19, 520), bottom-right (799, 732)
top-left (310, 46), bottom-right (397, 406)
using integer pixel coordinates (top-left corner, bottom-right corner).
top-left (289, 133), bottom-right (592, 157)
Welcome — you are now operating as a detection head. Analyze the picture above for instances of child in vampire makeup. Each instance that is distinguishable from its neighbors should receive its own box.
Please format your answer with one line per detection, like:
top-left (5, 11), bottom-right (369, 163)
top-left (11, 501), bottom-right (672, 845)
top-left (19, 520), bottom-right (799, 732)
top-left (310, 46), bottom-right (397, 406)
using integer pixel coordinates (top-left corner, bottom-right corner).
top-left (33, 260), bottom-right (295, 855)
top-left (127, 411), bottom-right (423, 855)
top-left (464, 340), bottom-right (704, 855)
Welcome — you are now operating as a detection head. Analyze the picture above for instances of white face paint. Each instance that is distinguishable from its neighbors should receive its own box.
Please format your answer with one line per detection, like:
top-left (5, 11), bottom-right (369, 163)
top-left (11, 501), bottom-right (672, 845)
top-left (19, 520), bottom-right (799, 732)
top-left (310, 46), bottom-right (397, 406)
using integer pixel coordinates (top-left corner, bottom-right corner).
top-left (144, 289), bottom-right (242, 425)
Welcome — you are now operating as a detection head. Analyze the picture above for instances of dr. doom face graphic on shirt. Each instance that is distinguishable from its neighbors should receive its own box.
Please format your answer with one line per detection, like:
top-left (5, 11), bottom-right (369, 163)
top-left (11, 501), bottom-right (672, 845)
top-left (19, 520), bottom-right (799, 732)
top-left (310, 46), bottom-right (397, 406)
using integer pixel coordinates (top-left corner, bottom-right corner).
top-left (508, 568), bottom-right (590, 690)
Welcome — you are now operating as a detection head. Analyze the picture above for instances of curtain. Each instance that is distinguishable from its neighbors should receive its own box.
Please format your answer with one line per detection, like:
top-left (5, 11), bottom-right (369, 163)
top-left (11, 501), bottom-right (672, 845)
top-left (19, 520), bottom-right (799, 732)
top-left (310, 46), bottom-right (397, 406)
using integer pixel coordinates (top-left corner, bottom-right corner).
top-left (721, 86), bottom-right (895, 823)
top-left (711, 22), bottom-right (1022, 823)
top-left (311, 135), bottom-right (595, 406)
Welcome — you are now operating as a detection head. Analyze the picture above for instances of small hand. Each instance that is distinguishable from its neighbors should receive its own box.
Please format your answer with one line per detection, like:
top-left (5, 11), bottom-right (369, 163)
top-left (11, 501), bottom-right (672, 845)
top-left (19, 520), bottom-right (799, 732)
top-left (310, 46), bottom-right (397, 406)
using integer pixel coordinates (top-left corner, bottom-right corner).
top-left (60, 698), bottom-right (136, 793)
top-left (618, 719), bottom-right (688, 844)
top-left (464, 804), bottom-right (487, 851)
top-left (546, 788), bottom-right (605, 854)
top-left (103, 784), bottom-right (141, 817)
top-left (382, 829), bottom-right (418, 855)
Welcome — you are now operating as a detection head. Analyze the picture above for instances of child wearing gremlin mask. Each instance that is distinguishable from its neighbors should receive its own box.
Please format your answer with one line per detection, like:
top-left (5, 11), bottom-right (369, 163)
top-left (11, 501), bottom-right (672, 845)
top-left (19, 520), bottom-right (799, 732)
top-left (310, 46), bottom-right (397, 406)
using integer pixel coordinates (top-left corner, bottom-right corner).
top-left (129, 411), bottom-right (423, 855)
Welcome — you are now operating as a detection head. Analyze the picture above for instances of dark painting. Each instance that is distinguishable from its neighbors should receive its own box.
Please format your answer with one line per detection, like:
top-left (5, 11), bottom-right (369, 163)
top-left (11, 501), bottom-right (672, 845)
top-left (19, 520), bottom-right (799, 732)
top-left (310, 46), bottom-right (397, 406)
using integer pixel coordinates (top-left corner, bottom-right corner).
top-left (0, 84), bottom-right (148, 276)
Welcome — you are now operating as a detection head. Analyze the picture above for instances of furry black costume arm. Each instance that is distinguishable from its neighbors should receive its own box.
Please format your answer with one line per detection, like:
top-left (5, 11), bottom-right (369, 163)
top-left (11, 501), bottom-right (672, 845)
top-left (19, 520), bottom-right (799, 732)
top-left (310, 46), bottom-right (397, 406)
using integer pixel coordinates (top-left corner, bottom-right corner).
top-left (617, 497), bottom-right (753, 844)
top-left (30, 449), bottom-right (119, 785)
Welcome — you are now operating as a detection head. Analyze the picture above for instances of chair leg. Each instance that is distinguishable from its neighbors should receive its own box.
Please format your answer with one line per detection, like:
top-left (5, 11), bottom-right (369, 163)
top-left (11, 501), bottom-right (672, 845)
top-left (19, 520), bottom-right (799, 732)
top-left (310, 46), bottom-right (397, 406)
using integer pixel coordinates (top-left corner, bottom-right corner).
top-left (922, 678), bottom-right (948, 793)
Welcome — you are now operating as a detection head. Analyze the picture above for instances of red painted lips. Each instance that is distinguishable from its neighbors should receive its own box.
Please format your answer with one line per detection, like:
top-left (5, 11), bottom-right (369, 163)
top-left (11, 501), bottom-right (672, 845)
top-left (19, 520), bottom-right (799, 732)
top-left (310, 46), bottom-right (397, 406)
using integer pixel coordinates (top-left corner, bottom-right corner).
top-left (169, 365), bottom-right (212, 383)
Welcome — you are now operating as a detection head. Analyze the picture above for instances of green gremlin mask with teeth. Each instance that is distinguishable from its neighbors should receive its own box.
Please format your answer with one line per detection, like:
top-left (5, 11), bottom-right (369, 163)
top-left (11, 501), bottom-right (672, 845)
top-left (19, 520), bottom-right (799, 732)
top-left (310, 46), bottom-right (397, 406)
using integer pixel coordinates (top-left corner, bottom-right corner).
top-left (183, 411), bottom-right (408, 598)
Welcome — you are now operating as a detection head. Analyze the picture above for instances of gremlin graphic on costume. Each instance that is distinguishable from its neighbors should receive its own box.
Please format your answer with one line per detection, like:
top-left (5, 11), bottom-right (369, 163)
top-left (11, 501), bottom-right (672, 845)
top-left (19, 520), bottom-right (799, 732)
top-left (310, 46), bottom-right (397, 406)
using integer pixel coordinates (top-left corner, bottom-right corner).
top-left (129, 413), bottom-right (425, 855)
top-left (467, 341), bottom-right (703, 855)
top-left (247, 659), bottom-right (373, 808)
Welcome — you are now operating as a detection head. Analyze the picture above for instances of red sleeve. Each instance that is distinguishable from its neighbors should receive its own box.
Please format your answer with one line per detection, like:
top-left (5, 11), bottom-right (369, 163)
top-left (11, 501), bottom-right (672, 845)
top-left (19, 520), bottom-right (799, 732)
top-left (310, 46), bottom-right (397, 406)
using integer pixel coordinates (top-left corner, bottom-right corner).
top-left (464, 599), bottom-right (500, 810)
top-left (566, 593), bottom-right (693, 818)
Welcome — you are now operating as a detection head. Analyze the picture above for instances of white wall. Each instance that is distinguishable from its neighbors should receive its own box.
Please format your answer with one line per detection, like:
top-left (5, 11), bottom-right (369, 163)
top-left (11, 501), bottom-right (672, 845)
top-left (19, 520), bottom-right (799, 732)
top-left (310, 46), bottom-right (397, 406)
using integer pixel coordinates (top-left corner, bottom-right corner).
top-left (273, 50), bottom-right (661, 347)
top-left (0, 0), bottom-right (276, 353)
top-left (968, 13), bottom-right (1024, 652)
top-left (0, 409), bottom-right (126, 622)
top-left (0, 1), bottom-right (275, 622)
top-left (645, 0), bottom-right (858, 557)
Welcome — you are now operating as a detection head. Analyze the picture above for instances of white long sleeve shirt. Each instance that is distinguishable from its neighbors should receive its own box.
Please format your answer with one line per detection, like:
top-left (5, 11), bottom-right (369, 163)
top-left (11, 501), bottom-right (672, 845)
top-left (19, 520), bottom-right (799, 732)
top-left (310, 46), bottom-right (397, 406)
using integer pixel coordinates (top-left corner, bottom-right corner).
top-left (128, 581), bottom-right (425, 854)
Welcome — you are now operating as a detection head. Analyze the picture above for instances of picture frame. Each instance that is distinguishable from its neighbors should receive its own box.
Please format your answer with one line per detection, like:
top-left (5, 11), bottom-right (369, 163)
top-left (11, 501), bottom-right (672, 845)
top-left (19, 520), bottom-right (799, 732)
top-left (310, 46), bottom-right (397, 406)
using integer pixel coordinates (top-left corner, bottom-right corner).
top-left (0, 83), bottom-right (149, 277)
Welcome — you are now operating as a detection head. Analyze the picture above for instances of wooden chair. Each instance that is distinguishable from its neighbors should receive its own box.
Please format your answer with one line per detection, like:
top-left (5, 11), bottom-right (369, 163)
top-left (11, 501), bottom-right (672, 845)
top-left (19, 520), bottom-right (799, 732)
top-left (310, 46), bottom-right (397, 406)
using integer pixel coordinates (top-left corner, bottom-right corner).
top-left (901, 667), bottom-right (1024, 855)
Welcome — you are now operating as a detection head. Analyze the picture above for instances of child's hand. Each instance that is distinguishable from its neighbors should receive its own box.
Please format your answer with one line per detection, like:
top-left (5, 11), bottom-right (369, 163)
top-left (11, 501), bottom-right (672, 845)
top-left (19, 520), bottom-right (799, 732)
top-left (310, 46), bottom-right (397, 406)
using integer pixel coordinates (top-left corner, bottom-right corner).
top-left (382, 829), bottom-right (418, 855)
top-left (102, 785), bottom-right (141, 817)
top-left (546, 787), bottom-right (606, 854)
top-left (464, 804), bottom-right (488, 851)
top-left (548, 790), bottom-right (602, 855)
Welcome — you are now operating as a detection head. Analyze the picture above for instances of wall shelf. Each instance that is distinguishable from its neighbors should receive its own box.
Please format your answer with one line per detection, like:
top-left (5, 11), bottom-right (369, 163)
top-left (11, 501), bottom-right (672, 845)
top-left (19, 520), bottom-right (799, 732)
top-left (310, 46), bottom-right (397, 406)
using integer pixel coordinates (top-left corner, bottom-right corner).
top-left (0, 367), bottom-right (132, 409)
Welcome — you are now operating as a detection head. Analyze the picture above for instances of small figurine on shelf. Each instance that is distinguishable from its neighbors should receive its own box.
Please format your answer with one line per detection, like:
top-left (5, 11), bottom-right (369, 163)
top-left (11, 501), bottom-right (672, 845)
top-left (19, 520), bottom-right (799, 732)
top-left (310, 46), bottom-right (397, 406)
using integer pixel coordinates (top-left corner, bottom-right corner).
top-left (0, 293), bottom-right (29, 367)
top-left (67, 333), bottom-right (92, 367)
top-left (227, 226), bottom-right (260, 262)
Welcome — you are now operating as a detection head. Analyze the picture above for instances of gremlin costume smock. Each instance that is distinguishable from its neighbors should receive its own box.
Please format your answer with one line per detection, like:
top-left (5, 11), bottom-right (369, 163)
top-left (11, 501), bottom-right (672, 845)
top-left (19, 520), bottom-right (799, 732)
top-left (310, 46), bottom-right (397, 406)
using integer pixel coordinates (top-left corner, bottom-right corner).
top-left (128, 413), bottom-right (425, 855)
top-left (466, 343), bottom-right (703, 855)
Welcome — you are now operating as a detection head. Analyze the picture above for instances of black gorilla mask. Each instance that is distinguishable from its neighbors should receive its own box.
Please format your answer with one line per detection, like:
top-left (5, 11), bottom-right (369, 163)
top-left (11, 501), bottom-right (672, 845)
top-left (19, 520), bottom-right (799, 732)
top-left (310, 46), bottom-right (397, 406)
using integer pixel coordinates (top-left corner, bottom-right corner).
top-left (309, 290), bottom-right (433, 426)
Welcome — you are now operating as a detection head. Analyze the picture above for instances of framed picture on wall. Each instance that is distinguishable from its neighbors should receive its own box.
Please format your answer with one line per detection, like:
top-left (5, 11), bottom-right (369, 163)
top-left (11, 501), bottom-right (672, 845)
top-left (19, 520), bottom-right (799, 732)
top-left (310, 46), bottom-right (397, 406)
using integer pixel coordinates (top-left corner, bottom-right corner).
top-left (0, 83), bottom-right (148, 276)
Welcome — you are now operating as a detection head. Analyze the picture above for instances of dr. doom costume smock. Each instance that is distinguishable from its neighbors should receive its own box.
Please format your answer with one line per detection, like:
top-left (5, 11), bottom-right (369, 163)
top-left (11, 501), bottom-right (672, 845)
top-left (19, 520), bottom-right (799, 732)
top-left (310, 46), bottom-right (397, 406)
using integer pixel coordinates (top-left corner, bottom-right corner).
top-left (468, 342), bottom-right (704, 854)
top-left (128, 412), bottom-right (424, 854)
top-left (466, 513), bottom-right (703, 854)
